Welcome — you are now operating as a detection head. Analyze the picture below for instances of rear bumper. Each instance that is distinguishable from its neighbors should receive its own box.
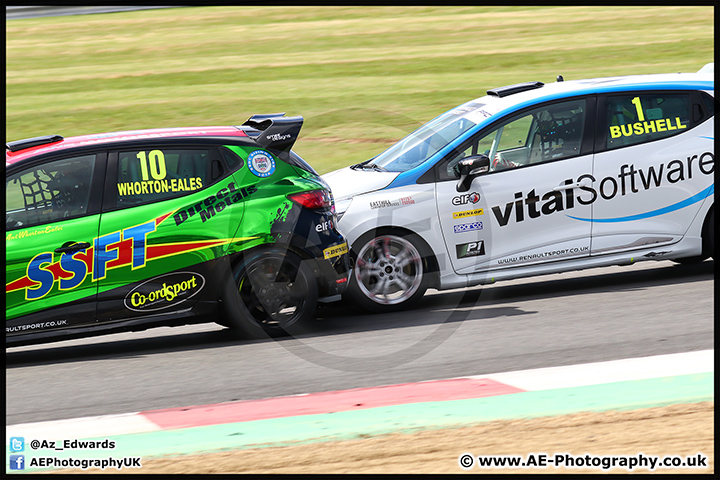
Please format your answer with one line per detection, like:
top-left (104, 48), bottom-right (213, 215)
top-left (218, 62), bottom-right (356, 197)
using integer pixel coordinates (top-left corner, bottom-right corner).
top-left (308, 244), bottom-right (351, 298)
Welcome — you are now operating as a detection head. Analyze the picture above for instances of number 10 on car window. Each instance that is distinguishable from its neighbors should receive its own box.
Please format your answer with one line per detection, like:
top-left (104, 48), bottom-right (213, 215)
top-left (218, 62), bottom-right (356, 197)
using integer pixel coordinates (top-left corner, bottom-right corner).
top-left (137, 150), bottom-right (167, 181)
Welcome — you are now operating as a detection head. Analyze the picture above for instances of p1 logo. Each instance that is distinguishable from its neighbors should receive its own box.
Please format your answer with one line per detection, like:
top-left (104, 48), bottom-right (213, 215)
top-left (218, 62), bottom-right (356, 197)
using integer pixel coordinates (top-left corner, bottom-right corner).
top-left (456, 241), bottom-right (486, 259)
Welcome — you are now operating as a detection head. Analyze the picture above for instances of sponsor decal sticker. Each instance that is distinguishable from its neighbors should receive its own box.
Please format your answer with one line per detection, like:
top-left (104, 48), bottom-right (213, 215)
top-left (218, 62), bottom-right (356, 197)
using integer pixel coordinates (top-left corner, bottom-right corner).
top-left (453, 221), bottom-right (483, 233)
top-left (323, 242), bottom-right (348, 260)
top-left (6, 225), bottom-right (63, 241)
top-left (266, 133), bottom-right (291, 142)
top-left (6, 319), bottom-right (68, 333)
top-left (456, 241), bottom-right (485, 259)
top-left (316, 219), bottom-right (334, 232)
top-left (497, 246), bottom-right (589, 265)
top-left (247, 150), bottom-right (276, 178)
top-left (124, 272), bottom-right (205, 312)
top-left (370, 196), bottom-right (415, 209)
top-left (5, 213), bottom-right (252, 301)
top-left (490, 151), bottom-right (714, 226)
top-left (452, 192), bottom-right (481, 206)
top-left (173, 181), bottom-right (257, 226)
top-left (453, 208), bottom-right (484, 219)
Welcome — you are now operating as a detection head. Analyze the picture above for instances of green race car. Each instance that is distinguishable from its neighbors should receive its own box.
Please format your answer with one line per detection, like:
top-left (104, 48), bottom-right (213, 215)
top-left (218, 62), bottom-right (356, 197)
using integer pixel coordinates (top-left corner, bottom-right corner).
top-left (6, 114), bottom-right (350, 345)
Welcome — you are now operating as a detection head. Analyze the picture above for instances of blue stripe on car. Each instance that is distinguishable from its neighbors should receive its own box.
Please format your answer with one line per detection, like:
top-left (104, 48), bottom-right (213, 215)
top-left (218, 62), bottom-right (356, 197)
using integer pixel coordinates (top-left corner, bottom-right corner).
top-left (567, 184), bottom-right (714, 223)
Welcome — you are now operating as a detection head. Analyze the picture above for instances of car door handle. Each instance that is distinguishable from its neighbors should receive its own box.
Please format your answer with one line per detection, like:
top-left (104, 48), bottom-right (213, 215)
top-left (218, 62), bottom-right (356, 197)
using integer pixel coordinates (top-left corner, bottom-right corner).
top-left (54, 242), bottom-right (91, 254)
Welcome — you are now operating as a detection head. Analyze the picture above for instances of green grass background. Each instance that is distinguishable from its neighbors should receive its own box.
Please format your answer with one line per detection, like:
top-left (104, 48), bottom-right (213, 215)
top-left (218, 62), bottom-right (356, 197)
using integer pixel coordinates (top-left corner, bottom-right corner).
top-left (6, 6), bottom-right (714, 174)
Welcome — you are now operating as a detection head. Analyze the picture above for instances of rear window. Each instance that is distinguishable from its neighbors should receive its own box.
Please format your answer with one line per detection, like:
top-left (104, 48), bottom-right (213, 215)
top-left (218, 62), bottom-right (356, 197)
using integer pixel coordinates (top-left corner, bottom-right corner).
top-left (604, 93), bottom-right (691, 150)
top-left (221, 146), bottom-right (318, 176)
top-left (286, 151), bottom-right (318, 176)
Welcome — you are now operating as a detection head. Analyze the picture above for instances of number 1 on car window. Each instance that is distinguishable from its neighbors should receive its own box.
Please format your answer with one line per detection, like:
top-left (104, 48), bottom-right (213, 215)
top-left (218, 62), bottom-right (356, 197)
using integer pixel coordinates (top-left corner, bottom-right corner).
top-left (631, 96), bottom-right (645, 122)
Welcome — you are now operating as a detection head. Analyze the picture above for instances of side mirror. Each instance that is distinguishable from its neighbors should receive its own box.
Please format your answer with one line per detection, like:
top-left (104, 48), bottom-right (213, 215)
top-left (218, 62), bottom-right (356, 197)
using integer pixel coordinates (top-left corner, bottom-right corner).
top-left (454, 154), bottom-right (490, 192)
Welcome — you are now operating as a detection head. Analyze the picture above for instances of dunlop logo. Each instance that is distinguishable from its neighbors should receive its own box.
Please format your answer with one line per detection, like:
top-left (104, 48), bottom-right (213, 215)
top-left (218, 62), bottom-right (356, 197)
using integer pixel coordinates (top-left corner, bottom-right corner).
top-left (453, 208), bottom-right (484, 219)
top-left (323, 242), bottom-right (348, 260)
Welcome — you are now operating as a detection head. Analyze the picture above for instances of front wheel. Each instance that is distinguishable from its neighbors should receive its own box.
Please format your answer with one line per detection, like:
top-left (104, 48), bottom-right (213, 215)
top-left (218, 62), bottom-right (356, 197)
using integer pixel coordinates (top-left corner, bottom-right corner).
top-left (347, 232), bottom-right (430, 312)
top-left (222, 249), bottom-right (318, 338)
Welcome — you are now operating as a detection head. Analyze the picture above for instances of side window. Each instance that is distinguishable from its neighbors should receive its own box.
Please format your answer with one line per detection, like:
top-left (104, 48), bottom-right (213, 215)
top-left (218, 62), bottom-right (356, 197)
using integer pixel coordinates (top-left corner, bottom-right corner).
top-left (439, 98), bottom-right (586, 180)
top-left (605, 93), bottom-right (691, 150)
top-left (6, 154), bottom-right (96, 230)
top-left (115, 148), bottom-right (211, 207)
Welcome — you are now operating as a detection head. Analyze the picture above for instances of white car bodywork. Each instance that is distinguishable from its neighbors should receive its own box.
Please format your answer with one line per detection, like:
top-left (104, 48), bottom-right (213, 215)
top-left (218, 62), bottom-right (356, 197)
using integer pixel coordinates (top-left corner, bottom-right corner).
top-left (323, 69), bottom-right (714, 308)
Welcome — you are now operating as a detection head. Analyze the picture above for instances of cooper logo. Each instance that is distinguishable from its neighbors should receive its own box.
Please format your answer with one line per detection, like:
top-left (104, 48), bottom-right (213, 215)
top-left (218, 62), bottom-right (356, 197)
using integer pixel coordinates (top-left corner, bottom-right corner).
top-left (452, 192), bottom-right (481, 205)
top-left (124, 272), bottom-right (205, 312)
top-left (456, 241), bottom-right (486, 259)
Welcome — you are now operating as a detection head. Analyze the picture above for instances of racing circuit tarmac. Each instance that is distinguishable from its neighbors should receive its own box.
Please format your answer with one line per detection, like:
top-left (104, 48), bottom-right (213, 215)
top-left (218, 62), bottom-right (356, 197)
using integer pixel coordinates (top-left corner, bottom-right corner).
top-left (6, 259), bottom-right (714, 426)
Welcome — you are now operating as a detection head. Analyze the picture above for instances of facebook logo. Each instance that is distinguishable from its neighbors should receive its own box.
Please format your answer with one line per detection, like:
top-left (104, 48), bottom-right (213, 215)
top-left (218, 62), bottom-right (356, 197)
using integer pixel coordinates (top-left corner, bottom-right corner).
top-left (10, 437), bottom-right (24, 452)
top-left (9, 454), bottom-right (25, 470)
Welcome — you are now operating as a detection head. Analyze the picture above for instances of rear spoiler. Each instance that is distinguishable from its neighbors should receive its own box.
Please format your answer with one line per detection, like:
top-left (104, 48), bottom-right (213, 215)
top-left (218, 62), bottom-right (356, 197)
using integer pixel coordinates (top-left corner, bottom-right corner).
top-left (241, 113), bottom-right (303, 153)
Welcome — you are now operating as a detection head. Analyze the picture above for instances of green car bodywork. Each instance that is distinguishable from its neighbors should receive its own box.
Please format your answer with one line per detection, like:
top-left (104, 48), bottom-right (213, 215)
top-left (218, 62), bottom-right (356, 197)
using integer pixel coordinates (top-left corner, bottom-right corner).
top-left (6, 116), bottom-right (350, 345)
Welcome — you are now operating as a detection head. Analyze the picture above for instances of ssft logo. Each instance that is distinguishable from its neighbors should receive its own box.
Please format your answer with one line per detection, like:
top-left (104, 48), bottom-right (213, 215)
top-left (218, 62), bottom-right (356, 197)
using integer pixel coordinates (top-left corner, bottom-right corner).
top-left (452, 192), bottom-right (481, 205)
top-left (456, 241), bottom-right (485, 259)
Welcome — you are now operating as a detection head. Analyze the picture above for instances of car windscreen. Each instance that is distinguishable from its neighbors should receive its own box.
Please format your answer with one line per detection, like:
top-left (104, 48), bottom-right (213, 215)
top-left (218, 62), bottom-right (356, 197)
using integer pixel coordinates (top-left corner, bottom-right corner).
top-left (369, 112), bottom-right (477, 173)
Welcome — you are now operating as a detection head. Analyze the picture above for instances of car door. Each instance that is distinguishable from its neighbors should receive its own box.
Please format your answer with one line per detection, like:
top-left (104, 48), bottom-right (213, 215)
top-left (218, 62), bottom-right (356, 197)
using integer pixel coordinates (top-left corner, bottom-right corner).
top-left (434, 97), bottom-right (595, 274)
top-left (95, 144), bottom-right (236, 323)
top-left (589, 90), bottom-right (715, 256)
top-left (6, 153), bottom-right (105, 334)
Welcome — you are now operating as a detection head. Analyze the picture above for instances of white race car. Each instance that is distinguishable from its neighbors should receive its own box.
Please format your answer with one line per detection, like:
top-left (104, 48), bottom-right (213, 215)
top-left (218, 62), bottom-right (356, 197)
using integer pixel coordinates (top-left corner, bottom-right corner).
top-left (322, 65), bottom-right (715, 312)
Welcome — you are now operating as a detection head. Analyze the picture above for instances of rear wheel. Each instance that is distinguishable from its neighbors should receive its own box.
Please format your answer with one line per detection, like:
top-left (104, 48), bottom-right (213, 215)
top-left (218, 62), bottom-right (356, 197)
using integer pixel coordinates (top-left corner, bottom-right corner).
top-left (347, 231), bottom-right (430, 312)
top-left (222, 249), bottom-right (317, 338)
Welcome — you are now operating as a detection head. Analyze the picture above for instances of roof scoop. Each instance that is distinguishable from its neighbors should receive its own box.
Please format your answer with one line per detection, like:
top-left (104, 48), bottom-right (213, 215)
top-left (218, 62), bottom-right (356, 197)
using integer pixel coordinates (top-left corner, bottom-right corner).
top-left (486, 81), bottom-right (544, 97)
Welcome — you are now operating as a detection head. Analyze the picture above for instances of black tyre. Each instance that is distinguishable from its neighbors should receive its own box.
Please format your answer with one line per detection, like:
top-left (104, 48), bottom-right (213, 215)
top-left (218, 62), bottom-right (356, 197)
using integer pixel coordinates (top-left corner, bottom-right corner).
top-left (347, 231), bottom-right (430, 313)
top-left (222, 248), bottom-right (318, 338)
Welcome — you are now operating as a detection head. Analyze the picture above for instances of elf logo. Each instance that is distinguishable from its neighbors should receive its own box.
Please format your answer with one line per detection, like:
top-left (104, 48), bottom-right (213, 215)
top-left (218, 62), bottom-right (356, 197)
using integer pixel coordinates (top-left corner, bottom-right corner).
top-left (452, 192), bottom-right (481, 205)
top-left (456, 241), bottom-right (486, 259)
top-left (315, 219), bottom-right (334, 232)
